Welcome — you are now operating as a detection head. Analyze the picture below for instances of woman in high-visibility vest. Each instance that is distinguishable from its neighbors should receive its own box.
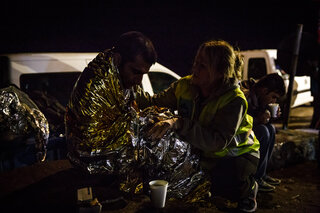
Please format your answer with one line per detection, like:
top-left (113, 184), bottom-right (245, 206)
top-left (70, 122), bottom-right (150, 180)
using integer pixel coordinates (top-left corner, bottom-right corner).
top-left (137, 40), bottom-right (260, 212)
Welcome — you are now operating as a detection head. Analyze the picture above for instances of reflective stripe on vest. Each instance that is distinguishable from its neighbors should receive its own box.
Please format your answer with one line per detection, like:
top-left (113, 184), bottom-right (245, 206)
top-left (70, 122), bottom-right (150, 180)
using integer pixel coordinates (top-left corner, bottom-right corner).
top-left (175, 75), bottom-right (260, 158)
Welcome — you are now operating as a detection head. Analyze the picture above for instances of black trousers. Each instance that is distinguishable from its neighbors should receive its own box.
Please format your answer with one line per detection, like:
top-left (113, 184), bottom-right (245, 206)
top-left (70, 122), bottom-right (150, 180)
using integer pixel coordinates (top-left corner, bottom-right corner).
top-left (206, 153), bottom-right (259, 202)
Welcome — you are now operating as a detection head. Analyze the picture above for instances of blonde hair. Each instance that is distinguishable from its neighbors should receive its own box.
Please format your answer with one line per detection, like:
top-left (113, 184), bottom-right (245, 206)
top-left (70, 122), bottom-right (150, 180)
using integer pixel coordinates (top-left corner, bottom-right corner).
top-left (197, 40), bottom-right (238, 83)
top-left (234, 50), bottom-right (244, 80)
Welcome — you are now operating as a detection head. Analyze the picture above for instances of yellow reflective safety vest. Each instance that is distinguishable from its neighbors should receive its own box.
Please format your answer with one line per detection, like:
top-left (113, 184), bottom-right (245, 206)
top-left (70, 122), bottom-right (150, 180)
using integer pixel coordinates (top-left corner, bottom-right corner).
top-left (175, 75), bottom-right (260, 158)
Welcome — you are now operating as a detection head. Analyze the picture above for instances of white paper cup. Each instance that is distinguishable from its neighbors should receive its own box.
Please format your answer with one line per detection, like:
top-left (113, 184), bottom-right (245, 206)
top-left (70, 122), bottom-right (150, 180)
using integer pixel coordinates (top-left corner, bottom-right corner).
top-left (149, 180), bottom-right (168, 208)
top-left (269, 103), bottom-right (279, 118)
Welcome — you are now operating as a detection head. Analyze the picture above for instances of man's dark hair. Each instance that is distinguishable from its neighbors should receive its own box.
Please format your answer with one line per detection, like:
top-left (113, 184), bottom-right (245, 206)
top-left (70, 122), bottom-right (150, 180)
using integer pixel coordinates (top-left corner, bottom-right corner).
top-left (255, 73), bottom-right (286, 97)
top-left (113, 31), bottom-right (157, 65)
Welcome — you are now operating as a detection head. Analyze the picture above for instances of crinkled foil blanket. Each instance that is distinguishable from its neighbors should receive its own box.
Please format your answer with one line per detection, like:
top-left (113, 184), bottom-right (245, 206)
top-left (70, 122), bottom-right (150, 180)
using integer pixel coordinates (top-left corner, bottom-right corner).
top-left (66, 51), bottom-right (210, 202)
top-left (130, 107), bottom-right (211, 202)
top-left (0, 85), bottom-right (48, 162)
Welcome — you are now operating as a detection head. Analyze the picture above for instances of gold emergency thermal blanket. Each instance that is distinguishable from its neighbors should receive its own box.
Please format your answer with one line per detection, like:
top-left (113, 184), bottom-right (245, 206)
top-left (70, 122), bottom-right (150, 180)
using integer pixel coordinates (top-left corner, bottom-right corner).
top-left (0, 85), bottom-right (48, 162)
top-left (65, 50), bottom-right (209, 201)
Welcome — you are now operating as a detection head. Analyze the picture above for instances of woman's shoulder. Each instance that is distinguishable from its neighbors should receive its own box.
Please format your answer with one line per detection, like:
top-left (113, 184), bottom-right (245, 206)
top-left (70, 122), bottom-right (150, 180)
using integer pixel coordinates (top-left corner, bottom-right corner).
top-left (180, 75), bottom-right (192, 81)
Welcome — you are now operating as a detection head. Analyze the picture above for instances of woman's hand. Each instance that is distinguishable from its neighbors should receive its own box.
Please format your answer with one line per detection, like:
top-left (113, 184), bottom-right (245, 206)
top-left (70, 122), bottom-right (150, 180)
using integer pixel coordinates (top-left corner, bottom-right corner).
top-left (147, 118), bottom-right (178, 141)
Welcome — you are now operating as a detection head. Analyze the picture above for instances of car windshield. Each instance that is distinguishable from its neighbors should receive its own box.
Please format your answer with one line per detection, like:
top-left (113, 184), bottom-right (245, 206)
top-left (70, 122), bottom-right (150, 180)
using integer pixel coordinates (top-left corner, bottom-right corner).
top-left (148, 72), bottom-right (178, 94)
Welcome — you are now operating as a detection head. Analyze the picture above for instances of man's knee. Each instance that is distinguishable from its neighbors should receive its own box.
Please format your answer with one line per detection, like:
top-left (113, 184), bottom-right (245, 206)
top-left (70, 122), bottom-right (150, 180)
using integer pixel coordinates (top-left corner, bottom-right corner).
top-left (254, 124), bottom-right (271, 142)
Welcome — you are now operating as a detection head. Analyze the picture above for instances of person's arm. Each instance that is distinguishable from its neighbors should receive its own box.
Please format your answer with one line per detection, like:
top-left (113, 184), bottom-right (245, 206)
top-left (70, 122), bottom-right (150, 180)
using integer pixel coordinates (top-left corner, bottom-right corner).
top-left (246, 98), bottom-right (270, 125)
top-left (248, 105), bottom-right (271, 125)
top-left (136, 81), bottom-right (178, 110)
top-left (176, 97), bottom-right (246, 152)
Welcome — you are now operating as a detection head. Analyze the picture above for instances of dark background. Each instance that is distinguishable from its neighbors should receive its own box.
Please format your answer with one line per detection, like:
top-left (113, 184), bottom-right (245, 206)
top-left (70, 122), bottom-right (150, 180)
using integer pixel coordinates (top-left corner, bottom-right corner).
top-left (1, 0), bottom-right (319, 77)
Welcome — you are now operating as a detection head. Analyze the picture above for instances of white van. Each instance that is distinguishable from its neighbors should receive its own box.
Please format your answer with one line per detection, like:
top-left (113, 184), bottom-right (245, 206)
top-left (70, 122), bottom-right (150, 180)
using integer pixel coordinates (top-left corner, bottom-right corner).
top-left (0, 52), bottom-right (181, 99)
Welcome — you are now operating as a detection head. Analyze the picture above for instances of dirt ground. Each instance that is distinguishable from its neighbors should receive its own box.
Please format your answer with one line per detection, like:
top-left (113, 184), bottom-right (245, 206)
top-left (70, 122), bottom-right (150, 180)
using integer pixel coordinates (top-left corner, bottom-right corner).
top-left (0, 105), bottom-right (319, 212)
top-left (124, 160), bottom-right (320, 213)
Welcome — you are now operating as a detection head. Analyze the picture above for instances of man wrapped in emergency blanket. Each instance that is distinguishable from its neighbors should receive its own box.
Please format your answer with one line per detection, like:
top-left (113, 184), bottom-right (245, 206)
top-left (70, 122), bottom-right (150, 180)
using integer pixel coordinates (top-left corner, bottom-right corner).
top-left (65, 32), bottom-right (209, 202)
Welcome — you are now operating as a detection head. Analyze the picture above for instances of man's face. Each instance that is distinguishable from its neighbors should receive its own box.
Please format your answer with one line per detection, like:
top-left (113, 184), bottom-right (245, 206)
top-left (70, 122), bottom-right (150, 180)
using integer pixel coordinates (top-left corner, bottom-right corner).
top-left (120, 54), bottom-right (152, 89)
top-left (259, 90), bottom-right (281, 107)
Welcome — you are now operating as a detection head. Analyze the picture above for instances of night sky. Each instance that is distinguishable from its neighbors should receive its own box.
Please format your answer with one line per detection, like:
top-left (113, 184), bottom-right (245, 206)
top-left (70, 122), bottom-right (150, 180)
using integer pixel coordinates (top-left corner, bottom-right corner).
top-left (1, 1), bottom-right (319, 76)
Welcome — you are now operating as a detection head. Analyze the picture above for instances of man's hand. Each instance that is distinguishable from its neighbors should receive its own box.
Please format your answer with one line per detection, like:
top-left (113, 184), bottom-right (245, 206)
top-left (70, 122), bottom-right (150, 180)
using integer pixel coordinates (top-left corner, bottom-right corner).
top-left (258, 110), bottom-right (271, 124)
top-left (147, 118), bottom-right (178, 141)
top-left (276, 105), bottom-right (282, 118)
